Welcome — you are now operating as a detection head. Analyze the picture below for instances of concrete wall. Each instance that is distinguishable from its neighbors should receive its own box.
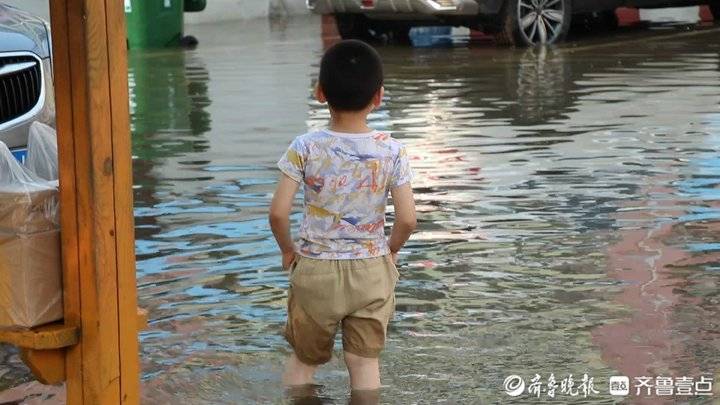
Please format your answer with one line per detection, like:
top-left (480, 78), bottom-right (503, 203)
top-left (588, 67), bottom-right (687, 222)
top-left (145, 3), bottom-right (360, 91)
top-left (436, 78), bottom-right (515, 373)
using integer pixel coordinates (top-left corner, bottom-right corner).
top-left (2, 0), bottom-right (308, 24)
top-left (185, 0), bottom-right (308, 24)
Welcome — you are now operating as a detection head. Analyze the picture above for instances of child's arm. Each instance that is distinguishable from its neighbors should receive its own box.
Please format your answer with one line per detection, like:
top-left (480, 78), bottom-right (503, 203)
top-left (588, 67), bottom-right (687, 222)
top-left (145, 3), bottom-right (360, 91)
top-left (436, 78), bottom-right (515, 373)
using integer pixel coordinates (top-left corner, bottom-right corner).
top-left (269, 173), bottom-right (301, 269)
top-left (388, 182), bottom-right (416, 260)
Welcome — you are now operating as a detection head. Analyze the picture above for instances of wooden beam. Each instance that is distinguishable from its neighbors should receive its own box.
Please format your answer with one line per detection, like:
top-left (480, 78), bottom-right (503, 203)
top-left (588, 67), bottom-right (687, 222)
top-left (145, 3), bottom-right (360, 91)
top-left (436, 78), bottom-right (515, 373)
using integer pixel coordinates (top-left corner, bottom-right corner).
top-left (20, 349), bottom-right (67, 385)
top-left (47, 0), bottom-right (83, 402)
top-left (48, 0), bottom-right (140, 404)
top-left (0, 323), bottom-right (78, 350)
top-left (106, 1), bottom-right (142, 401)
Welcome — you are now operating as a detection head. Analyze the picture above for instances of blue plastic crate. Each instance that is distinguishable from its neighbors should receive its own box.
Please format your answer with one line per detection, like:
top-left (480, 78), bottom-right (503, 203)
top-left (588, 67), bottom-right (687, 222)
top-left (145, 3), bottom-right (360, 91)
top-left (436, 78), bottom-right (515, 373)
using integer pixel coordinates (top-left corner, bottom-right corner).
top-left (11, 148), bottom-right (28, 164)
top-left (409, 26), bottom-right (453, 48)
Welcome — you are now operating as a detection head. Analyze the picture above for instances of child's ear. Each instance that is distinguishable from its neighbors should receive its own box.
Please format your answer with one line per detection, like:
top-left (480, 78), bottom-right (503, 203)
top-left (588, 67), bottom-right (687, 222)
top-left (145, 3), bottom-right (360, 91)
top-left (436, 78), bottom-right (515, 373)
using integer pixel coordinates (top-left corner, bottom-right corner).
top-left (315, 83), bottom-right (327, 104)
top-left (372, 86), bottom-right (384, 109)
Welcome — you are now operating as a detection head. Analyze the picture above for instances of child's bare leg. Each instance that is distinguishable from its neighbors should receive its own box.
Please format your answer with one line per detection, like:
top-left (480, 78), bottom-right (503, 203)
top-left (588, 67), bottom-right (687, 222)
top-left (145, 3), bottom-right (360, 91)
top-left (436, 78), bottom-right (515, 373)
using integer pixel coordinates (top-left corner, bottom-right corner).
top-left (283, 353), bottom-right (318, 386)
top-left (343, 352), bottom-right (380, 390)
top-left (349, 387), bottom-right (381, 404)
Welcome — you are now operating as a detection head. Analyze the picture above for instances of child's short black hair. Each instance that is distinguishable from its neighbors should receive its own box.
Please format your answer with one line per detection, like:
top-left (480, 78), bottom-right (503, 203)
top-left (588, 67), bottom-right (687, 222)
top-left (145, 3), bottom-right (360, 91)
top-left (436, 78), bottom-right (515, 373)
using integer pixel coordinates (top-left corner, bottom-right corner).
top-left (319, 40), bottom-right (383, 112)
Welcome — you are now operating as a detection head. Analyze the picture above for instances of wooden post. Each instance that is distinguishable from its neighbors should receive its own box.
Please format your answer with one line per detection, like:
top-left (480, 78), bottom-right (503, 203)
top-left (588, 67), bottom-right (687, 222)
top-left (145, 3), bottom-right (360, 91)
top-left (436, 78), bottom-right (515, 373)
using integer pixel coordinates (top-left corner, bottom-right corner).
top-left (48, 0), bottom-right (140, 404)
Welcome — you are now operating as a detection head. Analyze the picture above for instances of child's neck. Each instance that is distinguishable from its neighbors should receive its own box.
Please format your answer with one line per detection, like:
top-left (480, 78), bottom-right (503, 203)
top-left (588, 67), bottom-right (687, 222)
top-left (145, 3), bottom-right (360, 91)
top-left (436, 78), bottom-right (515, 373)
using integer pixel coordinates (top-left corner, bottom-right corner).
top-left (329, 110), bottom-right (372, 134)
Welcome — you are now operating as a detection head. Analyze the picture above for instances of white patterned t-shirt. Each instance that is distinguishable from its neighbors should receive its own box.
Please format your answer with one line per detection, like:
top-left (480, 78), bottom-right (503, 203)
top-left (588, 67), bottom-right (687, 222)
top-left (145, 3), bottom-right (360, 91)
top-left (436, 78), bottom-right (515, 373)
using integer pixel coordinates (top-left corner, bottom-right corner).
top-left (277, 129), bottom-right (413, 259)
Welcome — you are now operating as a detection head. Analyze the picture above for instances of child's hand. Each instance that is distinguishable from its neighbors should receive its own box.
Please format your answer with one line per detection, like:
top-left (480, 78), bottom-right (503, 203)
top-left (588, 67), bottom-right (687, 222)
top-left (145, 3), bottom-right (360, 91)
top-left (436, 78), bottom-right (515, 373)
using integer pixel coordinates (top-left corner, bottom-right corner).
top-left (283, 251), bottom-right (296, 271)
top-left (391, 251), bottom-right (398, 264)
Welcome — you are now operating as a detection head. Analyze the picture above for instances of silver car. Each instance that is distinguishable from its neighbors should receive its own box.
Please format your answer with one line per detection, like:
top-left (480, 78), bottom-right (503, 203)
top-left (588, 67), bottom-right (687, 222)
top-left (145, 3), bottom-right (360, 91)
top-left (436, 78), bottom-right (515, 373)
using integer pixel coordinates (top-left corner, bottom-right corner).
top-left (307, 0), bottom-right (714, 46)
top-left (0, 3), bottom-right (55, 163)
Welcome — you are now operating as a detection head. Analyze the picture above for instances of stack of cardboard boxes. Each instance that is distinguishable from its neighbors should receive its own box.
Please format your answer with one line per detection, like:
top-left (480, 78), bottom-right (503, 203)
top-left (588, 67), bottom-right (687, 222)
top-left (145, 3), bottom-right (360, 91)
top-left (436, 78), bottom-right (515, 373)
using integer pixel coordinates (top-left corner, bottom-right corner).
top-left (0, 135), bottom-right (62, 328)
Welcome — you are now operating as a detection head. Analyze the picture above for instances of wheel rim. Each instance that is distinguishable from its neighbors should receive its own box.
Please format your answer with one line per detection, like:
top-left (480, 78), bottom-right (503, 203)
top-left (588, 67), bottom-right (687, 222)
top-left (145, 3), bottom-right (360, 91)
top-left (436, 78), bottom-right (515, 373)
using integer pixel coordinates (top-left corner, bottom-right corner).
top-left (517, 0), bottom-right (564, 45)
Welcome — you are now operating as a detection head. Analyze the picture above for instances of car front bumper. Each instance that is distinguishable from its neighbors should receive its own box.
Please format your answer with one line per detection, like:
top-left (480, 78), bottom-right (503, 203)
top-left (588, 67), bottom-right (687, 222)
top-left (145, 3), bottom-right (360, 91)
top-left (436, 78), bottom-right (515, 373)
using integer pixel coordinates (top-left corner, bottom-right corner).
top-left (0, 57), bottom-right (55, 150)
top-left (307, 0), bottom-right (480, 18)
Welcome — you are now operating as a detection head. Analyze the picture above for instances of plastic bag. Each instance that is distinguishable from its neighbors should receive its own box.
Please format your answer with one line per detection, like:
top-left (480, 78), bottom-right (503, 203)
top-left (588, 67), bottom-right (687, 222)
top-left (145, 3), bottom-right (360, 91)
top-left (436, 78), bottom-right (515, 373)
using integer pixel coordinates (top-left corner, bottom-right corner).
top-left (0, 141), bottom-right (58, 234)
top-left (0, 230), bottom-right (63, 328)
top-left (25, 121), bottom-right (58, 181)
top-left (0, 140), bottom-right (62, 328)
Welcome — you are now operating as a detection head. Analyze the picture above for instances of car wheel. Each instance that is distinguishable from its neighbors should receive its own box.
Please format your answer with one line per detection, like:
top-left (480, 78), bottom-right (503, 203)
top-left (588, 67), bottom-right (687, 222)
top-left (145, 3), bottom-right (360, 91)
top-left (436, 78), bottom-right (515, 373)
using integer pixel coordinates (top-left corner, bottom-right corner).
top-left (335, 14), bottom-right (372, 40)
top-left (495, 0), bottom-right (572, 46)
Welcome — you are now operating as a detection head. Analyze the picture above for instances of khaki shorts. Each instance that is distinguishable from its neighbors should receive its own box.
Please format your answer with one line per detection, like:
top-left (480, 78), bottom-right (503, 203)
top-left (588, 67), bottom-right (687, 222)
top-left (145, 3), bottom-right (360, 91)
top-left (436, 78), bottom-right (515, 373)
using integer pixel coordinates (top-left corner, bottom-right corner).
top-left (283, 254), bottom-right (399, 365)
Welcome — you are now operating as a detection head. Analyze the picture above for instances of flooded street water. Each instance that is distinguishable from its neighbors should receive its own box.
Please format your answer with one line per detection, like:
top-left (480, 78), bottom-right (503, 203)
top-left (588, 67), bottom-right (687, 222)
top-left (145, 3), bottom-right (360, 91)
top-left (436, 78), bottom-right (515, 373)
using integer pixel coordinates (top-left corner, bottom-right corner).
top-left (124, 17), bottom-right (720, 403)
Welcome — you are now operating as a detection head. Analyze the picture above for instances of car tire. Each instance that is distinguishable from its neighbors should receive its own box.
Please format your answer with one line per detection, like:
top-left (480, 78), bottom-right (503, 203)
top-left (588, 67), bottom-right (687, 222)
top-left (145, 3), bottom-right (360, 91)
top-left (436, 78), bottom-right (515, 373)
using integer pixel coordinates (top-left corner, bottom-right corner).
top-left (494, 0), bottom-right (572, 46)
top-left (335, 14), bottom-right (372, 40)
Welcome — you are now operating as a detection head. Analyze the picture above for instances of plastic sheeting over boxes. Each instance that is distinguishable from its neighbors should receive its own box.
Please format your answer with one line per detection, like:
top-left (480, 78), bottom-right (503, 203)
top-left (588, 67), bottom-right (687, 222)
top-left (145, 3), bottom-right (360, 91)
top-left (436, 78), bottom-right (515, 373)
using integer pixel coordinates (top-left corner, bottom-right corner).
top-left (0, 230), bottom-right (62, 327)
top-left (0, 138), bottom-right (62, 328)
top-left (0, 188), bottom-right (58, 234)
top-left (26, 122), bottom-right (59, 182)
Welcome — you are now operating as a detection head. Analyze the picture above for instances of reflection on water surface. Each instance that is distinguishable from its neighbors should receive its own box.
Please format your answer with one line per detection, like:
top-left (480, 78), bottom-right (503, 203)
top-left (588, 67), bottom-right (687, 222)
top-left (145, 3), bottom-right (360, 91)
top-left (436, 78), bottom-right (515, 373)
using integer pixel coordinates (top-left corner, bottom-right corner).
top-left (4, 16), bottom-right (719, 404)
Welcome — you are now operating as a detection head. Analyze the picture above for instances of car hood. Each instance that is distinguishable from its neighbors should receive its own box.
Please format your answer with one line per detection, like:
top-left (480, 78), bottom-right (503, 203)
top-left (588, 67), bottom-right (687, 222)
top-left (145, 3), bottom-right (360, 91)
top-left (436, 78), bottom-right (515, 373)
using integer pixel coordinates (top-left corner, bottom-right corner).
top-left (0, 4), bottom-right (50, 58)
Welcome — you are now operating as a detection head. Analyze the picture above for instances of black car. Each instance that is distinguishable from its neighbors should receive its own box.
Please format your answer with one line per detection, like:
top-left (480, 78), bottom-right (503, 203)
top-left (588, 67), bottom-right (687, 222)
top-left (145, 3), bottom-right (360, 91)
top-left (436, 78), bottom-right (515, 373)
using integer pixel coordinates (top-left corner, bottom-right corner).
top-left (307, 0), bottom-right (717, 45)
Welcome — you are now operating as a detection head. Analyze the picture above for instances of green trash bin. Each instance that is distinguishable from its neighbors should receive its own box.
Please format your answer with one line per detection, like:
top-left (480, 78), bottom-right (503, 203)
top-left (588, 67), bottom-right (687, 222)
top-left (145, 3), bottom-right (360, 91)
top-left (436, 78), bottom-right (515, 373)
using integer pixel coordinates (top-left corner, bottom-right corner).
top-left (125, 0), bottom-right (184, 49)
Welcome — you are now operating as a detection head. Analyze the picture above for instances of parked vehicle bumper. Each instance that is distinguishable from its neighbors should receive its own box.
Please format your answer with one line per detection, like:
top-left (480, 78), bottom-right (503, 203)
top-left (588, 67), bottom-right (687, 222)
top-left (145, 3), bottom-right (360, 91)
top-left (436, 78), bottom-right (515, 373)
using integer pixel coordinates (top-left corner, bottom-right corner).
top-left (307, 0), bottom-right (480, 17)
top-left (1, 57), bottom-right (55, 150)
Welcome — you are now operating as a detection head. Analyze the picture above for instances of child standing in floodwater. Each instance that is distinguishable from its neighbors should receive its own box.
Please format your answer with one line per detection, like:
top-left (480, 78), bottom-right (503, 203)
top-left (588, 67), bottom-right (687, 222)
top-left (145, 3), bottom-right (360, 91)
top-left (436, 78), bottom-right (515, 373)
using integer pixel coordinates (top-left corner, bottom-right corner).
top-left (269, 40), bottom-right (417, 394)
